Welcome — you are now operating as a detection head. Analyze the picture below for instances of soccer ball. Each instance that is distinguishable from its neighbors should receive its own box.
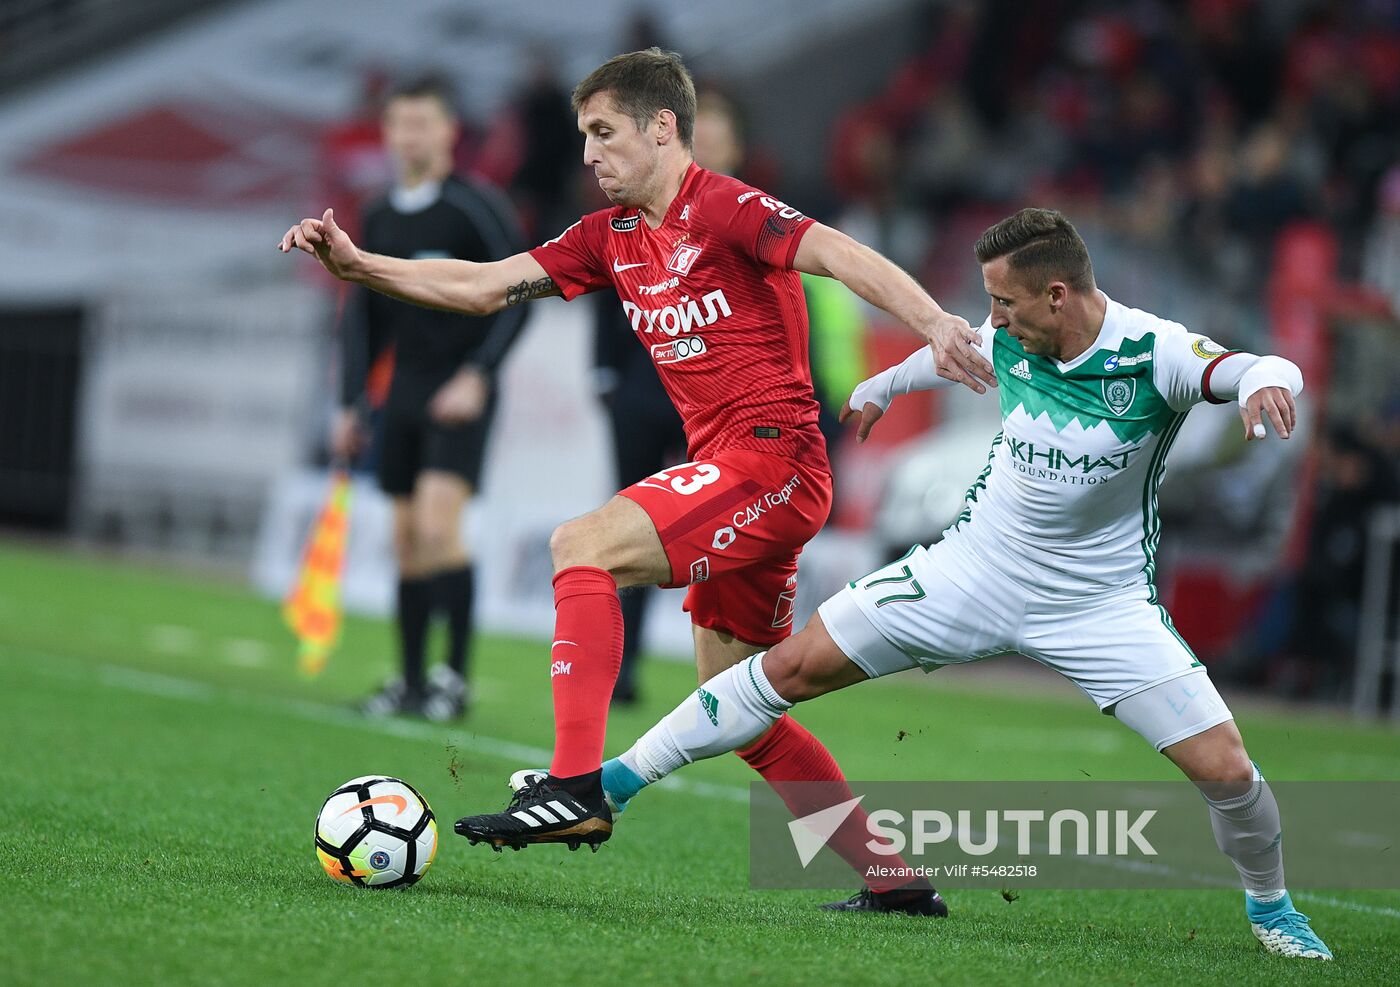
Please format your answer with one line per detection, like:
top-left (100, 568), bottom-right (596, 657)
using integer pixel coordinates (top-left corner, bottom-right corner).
top-left (315, 775), bottom-right (437, 888)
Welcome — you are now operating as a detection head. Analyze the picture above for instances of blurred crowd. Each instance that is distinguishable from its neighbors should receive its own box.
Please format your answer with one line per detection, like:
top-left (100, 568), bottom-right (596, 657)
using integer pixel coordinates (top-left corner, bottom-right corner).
top-left (819, 0), bottom-right (1400, 701)
top-left (828, 1), bottom-right (1399, 283)
top-left (318, 0), bottom-right (1400, 701)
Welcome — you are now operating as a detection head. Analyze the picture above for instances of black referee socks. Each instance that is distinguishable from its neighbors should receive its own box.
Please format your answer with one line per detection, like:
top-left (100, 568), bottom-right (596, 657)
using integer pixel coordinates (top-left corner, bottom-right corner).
top-left (434, 564), bottom-right (476, 678)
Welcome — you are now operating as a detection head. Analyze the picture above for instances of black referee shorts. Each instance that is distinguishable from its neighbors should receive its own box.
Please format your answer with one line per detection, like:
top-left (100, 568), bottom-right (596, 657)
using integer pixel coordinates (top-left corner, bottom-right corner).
top-left (374, 377), bottom-right (498, 497)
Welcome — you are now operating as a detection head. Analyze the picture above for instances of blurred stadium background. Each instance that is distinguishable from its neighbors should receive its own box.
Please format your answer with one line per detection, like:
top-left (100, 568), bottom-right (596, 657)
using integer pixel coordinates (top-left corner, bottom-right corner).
top-left (2, 0), bottom-right (1397, 711)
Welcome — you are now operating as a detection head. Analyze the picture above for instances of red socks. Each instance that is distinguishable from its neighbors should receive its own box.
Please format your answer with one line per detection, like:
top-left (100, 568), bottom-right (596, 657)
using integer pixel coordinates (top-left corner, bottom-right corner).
top-left (737, 713), bottom-right (919, 893)
top-left (548, 566), bottom-right (624, 778)
top-left (546, 567), bottom-right (916, 897)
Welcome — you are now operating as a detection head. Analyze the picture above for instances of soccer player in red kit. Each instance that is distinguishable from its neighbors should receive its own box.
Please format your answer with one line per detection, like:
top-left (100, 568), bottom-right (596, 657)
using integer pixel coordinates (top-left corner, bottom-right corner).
top-left (281, 48), bottom-right (993, 915)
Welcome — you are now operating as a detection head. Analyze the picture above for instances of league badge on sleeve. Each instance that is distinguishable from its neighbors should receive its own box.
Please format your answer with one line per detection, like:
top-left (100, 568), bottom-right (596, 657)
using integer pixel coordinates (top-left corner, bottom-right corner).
top-left (1102, 377), bottom-right (1136, 417)
top-left (1191, 337), bottom-right (1228, 360)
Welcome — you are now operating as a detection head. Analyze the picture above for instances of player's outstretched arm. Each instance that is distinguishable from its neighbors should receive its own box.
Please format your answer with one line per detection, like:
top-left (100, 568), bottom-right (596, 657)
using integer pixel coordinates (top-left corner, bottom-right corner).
top-left (793, 223), bottom-right (995, 393)
top-left (1158, 341), bottom-right (1303, 442)
top-left (1219, 354), bottom-right (1302, 441)
top-left (278, 208), bottom-right (560, 316)
top-left (838, 346), bottom-right (947, 443)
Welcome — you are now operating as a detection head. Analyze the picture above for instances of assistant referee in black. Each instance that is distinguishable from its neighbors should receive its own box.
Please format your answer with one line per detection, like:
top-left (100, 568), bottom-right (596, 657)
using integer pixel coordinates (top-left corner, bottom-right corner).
top-left (334, 75), bottom-right (528, 722)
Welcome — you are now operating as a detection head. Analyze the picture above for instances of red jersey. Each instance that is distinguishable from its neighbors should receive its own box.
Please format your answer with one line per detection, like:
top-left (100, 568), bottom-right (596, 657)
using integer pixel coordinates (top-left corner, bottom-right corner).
top-left (529, 163), bottom-right (829, 471)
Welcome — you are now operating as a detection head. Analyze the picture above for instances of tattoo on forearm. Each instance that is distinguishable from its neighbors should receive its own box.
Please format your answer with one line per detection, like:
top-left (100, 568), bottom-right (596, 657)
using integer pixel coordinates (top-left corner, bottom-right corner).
top-left (505, 276), bottom-right (556, 306)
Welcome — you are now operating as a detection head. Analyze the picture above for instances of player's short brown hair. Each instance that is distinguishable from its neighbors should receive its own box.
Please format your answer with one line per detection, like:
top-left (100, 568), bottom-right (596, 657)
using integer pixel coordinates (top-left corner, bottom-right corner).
top-left (384, 72), bottom-right (459, 118)
top-left (572, 47), bottom-right (696, 148)
top-left (974, 208), bottom-right (1095, 293)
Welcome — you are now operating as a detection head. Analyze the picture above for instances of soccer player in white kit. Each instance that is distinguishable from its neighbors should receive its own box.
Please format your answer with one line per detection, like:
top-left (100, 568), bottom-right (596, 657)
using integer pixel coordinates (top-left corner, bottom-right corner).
top-left (600, 209), bottom-right (1333, 959)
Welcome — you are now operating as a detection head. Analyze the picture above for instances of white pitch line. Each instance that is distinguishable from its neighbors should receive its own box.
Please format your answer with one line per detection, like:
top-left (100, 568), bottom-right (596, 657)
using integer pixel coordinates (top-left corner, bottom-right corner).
top-left (1295, 894), bottom-right (1400, 920)
top-left (101, 665), bottom-right (216, 701)
top-left (220, 638), bottom-right (271, 667)
top-left (11, 647), bottom-right (1400, 920)
top-left (144, 624), bottom-right (199, 655)
top-left (88, 657), bottom-right (748, 805)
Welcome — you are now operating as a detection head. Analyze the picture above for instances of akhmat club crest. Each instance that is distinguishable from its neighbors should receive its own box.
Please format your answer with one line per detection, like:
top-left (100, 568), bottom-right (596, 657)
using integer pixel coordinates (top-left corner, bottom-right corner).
top-left (1102, 377), bottom-right (1136, 417)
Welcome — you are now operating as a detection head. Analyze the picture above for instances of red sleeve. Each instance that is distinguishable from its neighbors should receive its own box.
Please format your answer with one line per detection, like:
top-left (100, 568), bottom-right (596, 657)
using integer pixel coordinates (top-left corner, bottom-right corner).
top-left (696, 184), bottom-right (815, 268)
top-left (527, 211), bottom-right (612, 301)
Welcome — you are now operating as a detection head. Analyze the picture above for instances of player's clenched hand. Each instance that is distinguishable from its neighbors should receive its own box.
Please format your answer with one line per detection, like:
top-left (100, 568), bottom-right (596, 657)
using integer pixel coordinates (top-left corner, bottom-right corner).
top-left (430, 367), bottom-right (489, 425)
top-left (1239, 385), bottom-right (1296, 441)
top-left (926, 312), bottom-right (996, 394)
top-left (838, 399), bottom-right (885, 443)
top-left (278, 208), bottom-right (363, 281)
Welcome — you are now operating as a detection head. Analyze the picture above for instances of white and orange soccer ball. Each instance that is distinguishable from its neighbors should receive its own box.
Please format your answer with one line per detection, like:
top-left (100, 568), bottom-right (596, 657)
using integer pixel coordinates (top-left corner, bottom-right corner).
top-left (315, 776), bottom-right (437, 888)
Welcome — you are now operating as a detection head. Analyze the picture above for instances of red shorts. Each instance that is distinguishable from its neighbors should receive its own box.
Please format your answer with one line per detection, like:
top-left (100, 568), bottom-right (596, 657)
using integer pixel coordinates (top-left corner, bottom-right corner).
top-left (620, 449), bottom-right (833, 646)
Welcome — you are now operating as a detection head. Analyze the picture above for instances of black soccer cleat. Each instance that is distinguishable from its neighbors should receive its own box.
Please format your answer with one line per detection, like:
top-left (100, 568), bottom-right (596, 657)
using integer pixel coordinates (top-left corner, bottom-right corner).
top-left (454, 773), bottom-right (612, 852)
top-left (421, 666), bottom-right (471, 723)
top-left (821, 886), bottom-right (949, 917)
top-left (357, 678), bottom-right (423, 718)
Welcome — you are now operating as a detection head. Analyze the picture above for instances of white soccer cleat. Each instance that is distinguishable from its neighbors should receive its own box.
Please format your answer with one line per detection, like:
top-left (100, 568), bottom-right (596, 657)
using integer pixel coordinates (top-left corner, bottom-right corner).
top-left (1246, 893), bottom-right (1333, 960)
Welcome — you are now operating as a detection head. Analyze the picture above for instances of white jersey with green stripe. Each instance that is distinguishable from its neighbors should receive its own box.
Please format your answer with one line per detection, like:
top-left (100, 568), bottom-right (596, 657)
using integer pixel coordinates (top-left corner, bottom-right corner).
top-left (945, 295), bottom-right (1231, 597)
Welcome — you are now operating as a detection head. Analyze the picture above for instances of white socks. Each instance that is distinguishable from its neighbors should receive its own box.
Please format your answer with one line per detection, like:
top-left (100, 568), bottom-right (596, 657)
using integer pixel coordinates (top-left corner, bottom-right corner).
top-left (1204, 762), bottom-right (1286, 897)
top-left (619, 652), bottom-right (792, 785)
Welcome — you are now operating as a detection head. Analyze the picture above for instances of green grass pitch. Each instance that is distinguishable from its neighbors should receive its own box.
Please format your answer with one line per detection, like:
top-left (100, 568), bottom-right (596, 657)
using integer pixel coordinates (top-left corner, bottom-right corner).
top-left (1, 541), bottom-right (1396, 985)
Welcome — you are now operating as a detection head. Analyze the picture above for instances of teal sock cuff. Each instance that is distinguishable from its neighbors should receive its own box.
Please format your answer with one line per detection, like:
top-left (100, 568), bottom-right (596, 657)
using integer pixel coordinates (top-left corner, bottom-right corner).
top-left (603, 756), bottom-right (647, 803)
top-left (1245, 889), bottom-right (1291, 917)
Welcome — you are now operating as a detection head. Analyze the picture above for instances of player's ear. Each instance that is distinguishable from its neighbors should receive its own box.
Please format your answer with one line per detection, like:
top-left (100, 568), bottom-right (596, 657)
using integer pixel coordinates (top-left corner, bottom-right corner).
top-left (655, 108), bottom-right (676, 145)
top-left (1047, 281), bottom-right (1068, 311)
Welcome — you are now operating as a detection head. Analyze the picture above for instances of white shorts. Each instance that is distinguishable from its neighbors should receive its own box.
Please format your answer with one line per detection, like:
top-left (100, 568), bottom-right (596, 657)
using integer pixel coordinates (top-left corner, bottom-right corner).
top-left (817, 539), bottom-right (1213, 713)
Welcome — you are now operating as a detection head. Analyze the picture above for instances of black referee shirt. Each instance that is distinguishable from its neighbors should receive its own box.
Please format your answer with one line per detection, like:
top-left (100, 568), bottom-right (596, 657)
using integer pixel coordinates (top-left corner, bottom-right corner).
top-left (339, 174), bottom-right (529, 409)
